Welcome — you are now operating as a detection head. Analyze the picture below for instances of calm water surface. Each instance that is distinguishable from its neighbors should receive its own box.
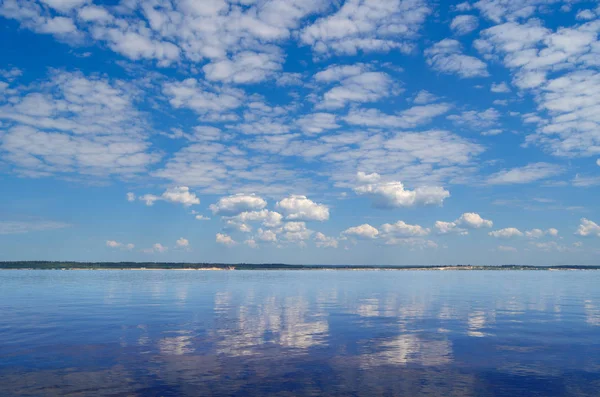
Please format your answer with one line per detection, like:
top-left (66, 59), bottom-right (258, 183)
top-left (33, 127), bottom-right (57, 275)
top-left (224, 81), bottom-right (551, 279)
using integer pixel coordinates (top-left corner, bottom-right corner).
top-left (1, 270), bottom-right (600, 396)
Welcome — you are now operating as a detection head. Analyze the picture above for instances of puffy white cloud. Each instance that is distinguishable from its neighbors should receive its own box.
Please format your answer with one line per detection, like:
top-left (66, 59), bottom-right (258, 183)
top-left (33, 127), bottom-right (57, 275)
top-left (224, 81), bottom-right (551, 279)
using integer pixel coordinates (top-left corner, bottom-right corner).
top-left (345, 103), bottom-right (452, 129)
top-left (203, 51), bottom-right (282, 84)
top-left (106, 240), bottom-right (121, 248)
top-left (0, 71), bottom-right (160, 178)
top-left (354, 175), bottom-right (450, 208)
top-left (435, 212), bottom-right (492, 235)
top-left (489, 228), bottom-right (524, 238)
top-left (380, 221), bottom-right (430, 237)
top-left (210, 194), bottom-right (267, 216)
top-left (139, 186), bottom-right (200, 207)
top-left (342, 224), bottom-right (379, 239)
top-left (143, 243), bottom-right (168, 253)
top-left (195, 215), bottom-right (210, 221)
top-left (525, 228), bottom-right (559, 238)
top-left (576, 9), bottom-right (596, 21)
top-left (296, 113), bottom-right (339, 135)
top-left (457, 213), bottom-right (493, 229)
top-left (283, 221), bottom-right (313, 243)
top-left (257, 228), bottom-right (278, 243)
top-left (487, 163), bottom-right (564, 185)
top-left (425, 39), bottom-right (488, 78)
top-left (434, 221), bottom-right (468, 235)
top-left (216, 233), bottom-right (236, 246)
top-left (448, 108), bottom-right (500, 130)
top-left (176, 237), bottom-right (189, 248)
top-left (491, 82), bottom-right (511, 93)
top-left (244, 239), bottom-right (258, 249)
top-left (106, 240), bottom-right (136, 250)
top-left (300, 0), bottom-right (430, 56)
top-left (126, 192), bottom-right (136, 202)
top-left (413, 90), bottom-right (440, 104)
top-left (576, 218), bottom-right (600, 237)
top-left (319, 71), bottom-right (394, 109)
top-left (227, 210), bottom-right (283, 228)
top-left (276, 195), bottom-right (329, 221)
top-left (450, 15), bottom-right (478, 36)
top-left (314, 232), bottom-right (338, 248)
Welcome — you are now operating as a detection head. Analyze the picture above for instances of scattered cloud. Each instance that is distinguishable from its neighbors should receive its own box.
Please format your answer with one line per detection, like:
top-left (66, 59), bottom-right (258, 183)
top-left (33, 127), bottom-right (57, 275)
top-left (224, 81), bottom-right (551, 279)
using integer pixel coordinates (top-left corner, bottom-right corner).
top-left (489, 228), bottom-right (524, 238)
top-left (425, 39), bottom-right (488, 78)
top-left (487, 163), bottom-right (564, 185)
top-left (576, 218), bottom-right (600, 237)
top-left (216, 233), bottom-right (237, 246)
top-left (342, 224), bottom-right (379, 240)
top-left (276, 195), bottom-right (329, 221)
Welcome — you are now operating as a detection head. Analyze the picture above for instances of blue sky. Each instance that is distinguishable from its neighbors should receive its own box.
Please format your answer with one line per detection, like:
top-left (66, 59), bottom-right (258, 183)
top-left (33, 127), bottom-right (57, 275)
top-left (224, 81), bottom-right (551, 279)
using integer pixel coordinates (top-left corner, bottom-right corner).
top-left (1, 0), bottom-right (599, 265)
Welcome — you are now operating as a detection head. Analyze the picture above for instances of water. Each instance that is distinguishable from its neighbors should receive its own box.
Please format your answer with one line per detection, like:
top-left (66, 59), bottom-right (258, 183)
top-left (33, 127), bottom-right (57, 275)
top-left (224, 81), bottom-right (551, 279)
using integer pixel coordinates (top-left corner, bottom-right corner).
top-left (1, 270), bottom-right (599, 396)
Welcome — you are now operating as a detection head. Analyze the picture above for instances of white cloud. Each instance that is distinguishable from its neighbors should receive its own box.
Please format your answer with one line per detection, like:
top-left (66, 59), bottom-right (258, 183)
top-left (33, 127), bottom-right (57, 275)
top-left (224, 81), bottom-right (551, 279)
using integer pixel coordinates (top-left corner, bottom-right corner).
top-left (435, 221), bottom-right (468, 235)
top-left (319, 71), bottom-right (393, 109)
top-left (354, 174), bottom-right (450, 208)
top-left (342, 224), bottom-right (379, 239)
top-left (257, 228), bottom-right (278, 243)
top-left (576, 218), bottom-right (600, 237)
top-left (497, 245), bottom-right (517, 252)
top-left (425, 39), bottom-right (488, 78)
top-left (381, 221), bottom-right (430, 237)
top-left (314, 232), bottom-right (338, 248)
top-left (210, 194), bottom-right (267, 216)
top-left (491, 82), bottom-right (511, 93)
top-left (216, 233), bottom-right (237, 246)
top-left (450, 15), bottom-right (478, 36)
top-left (489, 228), bottom-right (524, 238)
top-left (139, 186), bottom-right (200, 207)
top-left (143, 243), bottom-right (168, 253)
top-left (345, 103), bottom-right (452, 129)
top-left (126, 192), bottom-right (136, 202)
top-left (283, 221), bottom-right (313, 243)
top-left (0, 71), bottom-right (160, 178)
top-left (435, 212), bottom-right (492, 235)
top-left (297, 113), bottom-right (339, 135)
top-left (203, 51), bottom-right (282, 84)
top-left (300, 0), bottom-right (431, 56)
top-left (176, 237), bottom-right (189, 248)
top-left (244, 239), bottom-right (259, 249)
top-left (226, 210), bottom-right (283, 228)
top-left (0, 220), bottom-right (69, 234)
top-left (107, 240), bottom-right (135, 251)
top-left (276, 195), bottom-right (329, 221)
top-left (525, 228), bottom-right (559, 238)
top-left (487, 163), bottom-right (564, 185)
top-left (413, 90), bottom-right (440, 104)
top-left (457, 213), bottom-right (493, 229)
top-left (448, 108), bottom-right (500, 129)
top-left (576, 9), bottom-right (596, 21)
top-left (195, 215), bottom-right (210, 221)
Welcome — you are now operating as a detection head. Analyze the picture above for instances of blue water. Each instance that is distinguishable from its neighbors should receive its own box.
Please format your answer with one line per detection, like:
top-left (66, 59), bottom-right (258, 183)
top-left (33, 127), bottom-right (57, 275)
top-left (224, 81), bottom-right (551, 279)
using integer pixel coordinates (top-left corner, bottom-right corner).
top-left (1, 270), bottom-right (600, 396)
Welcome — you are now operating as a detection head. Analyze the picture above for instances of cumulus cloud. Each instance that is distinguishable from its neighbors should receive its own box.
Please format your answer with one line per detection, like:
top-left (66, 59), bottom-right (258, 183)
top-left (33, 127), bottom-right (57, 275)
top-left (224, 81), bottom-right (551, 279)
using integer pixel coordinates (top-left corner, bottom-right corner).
top-left (487, 163), bottom-right (564, 185)
top-left (425, 39), bottom-right (488, 78)
top-left (300, 0), bottom-right (430, 56)
top-left (139, 186), bottom-right (200, 207)
top-left (576, 218), bottom-right (600, 237)
top-left (450, 15), bottom-right (478, 35)
top-left (489, 228), bottom-right (524, 238)
top-left (257, 228), bottom-right (278, 243)
top-left (210, 194), bottom-right (267, 216)
top-left (176, 237), bottom-right (189, 248)
top-left (226, 210), bottom-right (283, 228)
top-left (435, 213), bottom-right (493, 235)
top-left (491, 82), bottom-right (511, 93)
top-left (143, 243), bottom-right (167, 253)
top-left (216, 233), bottom-right (236, 246)
top-left (314, 232), bottom-right (338, 248)
top-left (354, 173), bottom-right (450, 208)
top-left (276, 195), bottom-right (329, 221)
top-left (126, 192), bottom-right (136, 202)
top-left (342, 224), bottom-right (379, 240)
top-left (525, 228), bottom-right (558, 238)
top-left (381, 221), bottom-right (430, 237)
top-left (318, 71), bottom-right (394, 109)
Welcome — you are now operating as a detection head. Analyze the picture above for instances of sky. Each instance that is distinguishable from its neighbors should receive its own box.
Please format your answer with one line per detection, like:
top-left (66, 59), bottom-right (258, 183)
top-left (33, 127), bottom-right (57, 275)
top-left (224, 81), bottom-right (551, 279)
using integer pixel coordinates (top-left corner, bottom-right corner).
top-left (0, 0), bottom-right (599, 265)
